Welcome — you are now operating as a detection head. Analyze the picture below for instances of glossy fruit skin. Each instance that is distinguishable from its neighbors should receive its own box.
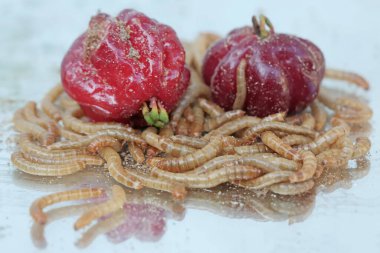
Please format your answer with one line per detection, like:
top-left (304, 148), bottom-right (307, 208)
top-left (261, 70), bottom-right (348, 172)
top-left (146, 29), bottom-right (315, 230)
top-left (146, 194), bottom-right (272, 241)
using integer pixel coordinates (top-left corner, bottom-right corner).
top-left (202, 26), bottom-right (325, 117)
top-left (61, 9), bottom-right (189, 124)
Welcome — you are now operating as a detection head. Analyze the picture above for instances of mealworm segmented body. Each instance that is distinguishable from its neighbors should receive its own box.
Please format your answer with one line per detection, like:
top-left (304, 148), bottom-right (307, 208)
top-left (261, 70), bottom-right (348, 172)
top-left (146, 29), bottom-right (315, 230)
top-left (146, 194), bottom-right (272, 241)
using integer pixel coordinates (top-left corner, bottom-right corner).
top-left (232, 143), bottom-right (271, 155)
top-left (22, 152), bottom-right (104, 166)
top-left (176, 118), bottom-right (190, 136)
top-left (151, 165), bottom-right (262, 188)
top-left (183, 106), bottom-right (195, 122)
top-left (30, 187), bottom-right (105, 224)
top-left (11, 152), bottom-right (86, 176)
top-left (311, 100), bottom-right (327, 131)
top-left (235, 170), bottom-right (294, 190)
top-left (301, 113), bottom-right (316, 130)
top-left (232, 59), bottom-right (247, 110)
top-left (204, 116), bottom-right (261, 139)
top-left (290, 151), bottom-right (317, 183)
top-left (197, 97), bottom-right (224, 118)
top-left (261, 131), bottom-right (300, 161)
top-left (204, 110), bottom-right (245, 131)
top-left (316, 149), bottom-right (344, 168)
top-left (270, 180), bottom-right (314, 195)
top-left (262, 112), bottom-right (287, 122)
top-left (352, 137), bottom-right (371, 159)
top-left (189, 104), bottom-right (204, 137)
top-left (41, 84), bottom-right (64, 121)
top-left (170, 135), bottom-right (207, 149)
top-left (184, 155), bottom-right (241, 175)
top-left (87, 136), bottom-right (122, 154)
top-left (225, 155), bottom-right (299, 172)
top-left (159, 124), bottom-right (174, 138)
top-left (332, 136), bottom-right (354, 165)
top-left (74, 185), bottom-right (127, 230)
top-left (148, 136), bottom-right (225, 172)
top-left (99, 147), bottom-right (143, 190)
top-left (128, 141), bottom-right (145, 164)
top-left (59, 128), bottom-right (84, 141)
top-left (282, 135), bottom-right (313, 146)
top-left (324, 68), bottom-right (370, 90)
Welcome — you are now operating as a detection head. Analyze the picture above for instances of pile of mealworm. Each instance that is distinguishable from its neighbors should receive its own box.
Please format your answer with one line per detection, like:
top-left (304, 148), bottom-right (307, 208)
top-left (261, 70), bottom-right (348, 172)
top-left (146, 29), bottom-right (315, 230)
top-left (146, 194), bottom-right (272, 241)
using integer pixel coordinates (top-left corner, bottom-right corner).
top-left (11, 33), bottom-right (372, 203)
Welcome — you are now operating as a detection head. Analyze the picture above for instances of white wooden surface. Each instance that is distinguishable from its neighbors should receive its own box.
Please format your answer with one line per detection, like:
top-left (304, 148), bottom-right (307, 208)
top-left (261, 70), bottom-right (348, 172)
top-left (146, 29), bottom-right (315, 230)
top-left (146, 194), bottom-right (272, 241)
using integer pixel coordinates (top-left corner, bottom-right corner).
top-left (1, 0), bottom-right (380, 252)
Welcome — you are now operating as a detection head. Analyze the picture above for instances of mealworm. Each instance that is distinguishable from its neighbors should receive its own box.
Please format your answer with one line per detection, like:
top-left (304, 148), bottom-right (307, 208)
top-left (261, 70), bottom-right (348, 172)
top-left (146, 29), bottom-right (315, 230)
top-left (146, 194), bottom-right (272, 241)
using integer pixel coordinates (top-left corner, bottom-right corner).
top-left (310, 100), bottom-right (327, 131)
top-left (19, 134), bottom-right (87, 159)
top-left (170, 135), bottom-right (208, 149)
top-left (30, 187), bottom-right (105, 224)
top-left (74, 185), bottom-right (127, 230)
top-left (316, 149), bottom-right (344, 168)
top-left (13, 109), bottom-right (55, 146)
top-left (142, 127), bottom-right (160, 158)
top-left (191, 32), bottom-right (221, 74)
top-left (324, 68), bottom-right (370, 90)
top-left (122, 166), bottom-right (187, 200)
top-left (22, 152), bottom-right (104, 166)
top-left (332, 136), bottom-right (354, 165)
top-left (352, 137), bottom-right (371, 159)
top-left (261, 131), bottom-right (301, 161)
top-left (334, 97), bottom-right (373, 123)
top-left (183, 106), bottom-right (195, 122)
top-left (48, 129), bottom-right (144, 150)
top-left (235, 171), bottom-right (294, 190)
top-left (87, 136), bottom-right (122, 154)
top-left (301, 124), bottom-right (349, 154)
top-left (243, 121), bottom-right (316, 140)
top-left (197, 97), bottom-right (224, 118)
top-left (151, 165), bottom-right (262, 188)
top-left (204, 110), bottom-right (245, 131)
top-left (159, 124), bottom-right (174, 137)
top-left (176, 118), bottom-right (190, 136)
top-left (232, 143), bottom-right (271, 155)
top-left (59, 128), bottom-right (84, 141)
top-left (189, 104), bottom-right (204, 137)
top-left (23, 101), bottom-right (50, 129)
top-left (99, 147), bottom-right (143, 190)
top-left (270, 180), bottom-right (314, 195)
top-left (171, 69), bottom-right (211, 127)
top-left (184, 155), bottom-right (241, 175)
top-left (62, 107), bottom-right (129, 134)
top-left (289, 151), bottom-right (317, 183)
top-left (204, 116), bottom-right (261, 139)
top-left (142, 129), bottom-right (195, 157)
top-left (147, 136), bottom-right (225, 172)
top-left (127, 142), bottom-right (145, 164)
top-left (301, 113), bottom-right (316, 130)
top-left (11, 152), bottom-right (86, 176)
top-left (314, 164), bottom-right (324, 179)
top-left (262, 111), bottom-right (287, 122)
top-left (41, 84), bottom-right (64, 121)
top-left (282, 135), bottom-right (313, 146)
top-left (232, 59), bottom-right (247, 110)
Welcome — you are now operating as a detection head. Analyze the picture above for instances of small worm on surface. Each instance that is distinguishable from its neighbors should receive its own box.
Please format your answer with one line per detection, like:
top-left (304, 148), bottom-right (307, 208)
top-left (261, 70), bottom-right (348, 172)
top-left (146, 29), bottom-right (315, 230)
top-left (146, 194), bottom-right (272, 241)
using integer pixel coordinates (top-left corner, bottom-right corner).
top-left (232, 143), bottom-right (271, 155)
top-left (204, 110), bottom-right (245, 131)
top-left (197, 97), bottom-right (224, 118)
top-left (11, 152), bottom-right (86, 176)
top-left (300, 113), bottom-right (316, 130)
top-left (183, 106), bottom-right (195, 122)
top-left (87, 136), bottom-right (122, 154)
top-left (22, 152), bottom-right (104, 166)
top-left (243, 122), bottom-right (316, 140)
top-left (261, 131), bottom-right (300, 161)
top-left (159, 124), bottom-right (174, 137)
top-left (176, 118), bottom-right (190, 136)
top-left (282, 135), bottom-right (313, 146)
top-left (324, 68), bottom-right (370, 90)
top-left (184, 155), bottom-right (241, 175)
top-left (59, 128), bottom-right (84, 141)
top-left (41, 84), bottom-right (64, 121)
top-left (235, 171), bottom-right (294, 190)
top-left (30, 188), bottom-right (105, 224)
top-left (352, 137), bottom-right (371, 159)
top-left (204, 116), bottom-right (261, 139)
top-left (232, 59), bottom-right (247, 110)
top-left (270, 180), bottom-right (315, 195)
top-left (74, 185), bottom-right (127, 230)
top-left (127, 141), bottom-right (145, 164)
top-left (310, 100), bottom-right (327, 131)
top-left (151, 165), bottom-right (262, 188)
top-left (189, 104), bottom-right (205, 137)
top-left (290, 151), bottom-right (317, 183)
top-left (99, 147), bottom-right (143, 190)
top-left (170, 135), bottom-right (208, 149)
top-left (261, 112), bottom-right (287, 122)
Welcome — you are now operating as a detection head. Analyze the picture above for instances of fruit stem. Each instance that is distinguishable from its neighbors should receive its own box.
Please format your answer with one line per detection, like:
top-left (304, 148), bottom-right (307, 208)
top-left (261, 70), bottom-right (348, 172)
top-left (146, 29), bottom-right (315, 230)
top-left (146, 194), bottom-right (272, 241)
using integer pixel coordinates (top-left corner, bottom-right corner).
top-left (252, 15), bottom-right (275, 39)
top-left (142, 97), bottom-right (169, 128)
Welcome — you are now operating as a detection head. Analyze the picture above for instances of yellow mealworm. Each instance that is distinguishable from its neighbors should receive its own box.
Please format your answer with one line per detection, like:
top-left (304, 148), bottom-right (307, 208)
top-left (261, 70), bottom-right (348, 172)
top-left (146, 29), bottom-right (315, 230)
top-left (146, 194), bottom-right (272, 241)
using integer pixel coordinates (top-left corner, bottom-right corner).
top-left (142, 129), bottom-right (195, 157)
top-left (184, 155), bottom-right (241, 175)
top-left (189, 104), bottom-right (204, 137)
top-left (289, 151), bottom-right (317, 183)
top-left (30, 187), bottom-right (105, 224)
top-left (204, 110), bottom-right (245, 131)
top-left (170, 135), bottom-right (207, 149)
top-left (197, 97), bottom-right (224, 118)
top-left (41, 84), bottom-right (64, 121)
top-left (11, 152), bottom-right (86, 176)
top-left (127, 142), bottom-right (145, 164)
top-left (59, 128), bottom-right (84, 141)
top-left (183, 106), bottom-right (195, 122)
top-left (62, 107), bottom-right (129, 134)
top-left (48, 129), bottom-right (144, 150)
top-left (176, 118), bottom-right (190, 136)
top-left (332, 136), bottom-right (354, 165)
top-left (270, 180), bottom-right (314, 195)
top-left (151, 165), bottom-right (262, 188)
top-left (159, 124), bottom-right (174, 137)
top-left (148, 136), bottom-right (225, 172)
top-left (87, 136), bottom-right (122, 154)
top-left (235, 171), bottom-right (294, 190)
top-left (243, 121), bottom-right (316, 140)
top-left (232, 143), bottom-right (271, 155)
top-left (171, 69), bottom-right (211, 127)
top-left (282, 135), bottom-right (313, 146)
top-left (314, 164), bottom-right (324, 179)
top-left (13, 109), bottom-right (55, 146)
top-left (19, 134), bottom-right (87, 159)
top-left (261, 131), bottom-right (301, 161)
top-left (204, 116), bottom-right (261, 139)
top-left (74, 185), bottom-right (127, 230)
top-left (262, 111), bottom-right (287, 122)
top-left (316, 149), bottom-right (344, 168)
top-left (310, 100), bottom-right (327, 131)
top-left (324, 68), bottom-right (370, 90)
top-left (301, 113), bottom-right (316, 130)
top-left (99, 147), bottom-right (143, 190)
top-left (22, 152), bottom-right (104, 166)
top-left (233, 59), bottom-right (247, 110)
top-left (143, 127), bottom-right (160, 158)
top-left (334, 97), bottom-right (373, 123)
top-left (191, 32), bottom-right (221, 74)
top-left (23, 101), bottom-right (51, 129)
top-left (352, 137), bottom-right (371, 159)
